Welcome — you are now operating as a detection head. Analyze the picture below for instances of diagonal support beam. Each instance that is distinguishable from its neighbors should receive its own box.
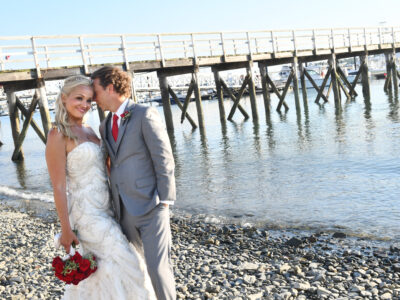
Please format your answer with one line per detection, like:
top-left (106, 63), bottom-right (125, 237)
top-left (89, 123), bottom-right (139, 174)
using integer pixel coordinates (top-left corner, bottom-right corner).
top-left (168, 85), bottom-right (197, 129)
top-left (264, 72), bottom-right (289, 110)
top-left (325, 80), bottom-right (333, 100)
top-left (277, 70), bottom-right (294, 112)
top-left (227, 75), bottom-right (251, 120)
top-left (16, 97), bottom-right (46, 143)
top-left (315, 66), bottom-right (332, 104)
top-left (336, 73), bottom-right (351, 100)
top-left (303, 69), bottom-right (329, 102)
top-left (219, 78), bottom-right (250, 119)
top-left (179, 79), bottom-right (195, 123)
top-left (349, 61), bottom-right (364, 96)
top-left (12, 94), bottom-right (40, 159)
top-left (337, 66), bottom-right (358, 97)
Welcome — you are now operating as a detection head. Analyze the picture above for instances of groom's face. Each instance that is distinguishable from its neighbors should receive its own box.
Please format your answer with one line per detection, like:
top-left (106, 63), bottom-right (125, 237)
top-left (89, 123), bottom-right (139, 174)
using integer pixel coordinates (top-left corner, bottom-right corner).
top-left (92, 78), bottom-right (109, 111)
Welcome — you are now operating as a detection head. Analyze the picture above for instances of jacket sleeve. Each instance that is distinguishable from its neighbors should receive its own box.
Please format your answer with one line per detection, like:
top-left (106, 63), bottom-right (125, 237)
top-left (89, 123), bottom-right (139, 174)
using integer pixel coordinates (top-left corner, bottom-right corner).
top-left (142, 107), bottom-right (176, 203)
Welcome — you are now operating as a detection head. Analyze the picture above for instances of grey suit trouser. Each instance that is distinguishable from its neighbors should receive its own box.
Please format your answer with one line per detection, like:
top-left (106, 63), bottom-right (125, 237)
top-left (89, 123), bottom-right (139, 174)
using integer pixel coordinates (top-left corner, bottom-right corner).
top-left (120, 201), bottom-right (176, 300)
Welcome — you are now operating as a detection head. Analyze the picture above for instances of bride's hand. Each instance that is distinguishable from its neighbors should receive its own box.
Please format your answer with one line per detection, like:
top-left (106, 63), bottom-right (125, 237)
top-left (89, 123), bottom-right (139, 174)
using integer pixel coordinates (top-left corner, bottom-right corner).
top-left (60, 229), bottom-right (79, 254)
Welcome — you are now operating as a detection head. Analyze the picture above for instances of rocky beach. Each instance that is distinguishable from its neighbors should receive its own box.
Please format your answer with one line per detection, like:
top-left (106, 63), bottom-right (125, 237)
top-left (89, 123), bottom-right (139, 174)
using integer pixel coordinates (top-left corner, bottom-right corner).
top-left (0, 201), bottom-right (399, 300)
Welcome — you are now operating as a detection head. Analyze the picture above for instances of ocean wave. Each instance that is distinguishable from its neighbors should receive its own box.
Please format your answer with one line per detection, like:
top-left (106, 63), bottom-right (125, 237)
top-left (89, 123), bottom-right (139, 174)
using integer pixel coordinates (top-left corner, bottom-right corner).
top-left (0, 185), bottom-right (53, 202)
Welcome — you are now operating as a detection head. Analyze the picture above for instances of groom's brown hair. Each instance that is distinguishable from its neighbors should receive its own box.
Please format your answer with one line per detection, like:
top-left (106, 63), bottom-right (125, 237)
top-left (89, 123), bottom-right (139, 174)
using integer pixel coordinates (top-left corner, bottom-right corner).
top-left (91, 66), bottom-right (131, 98)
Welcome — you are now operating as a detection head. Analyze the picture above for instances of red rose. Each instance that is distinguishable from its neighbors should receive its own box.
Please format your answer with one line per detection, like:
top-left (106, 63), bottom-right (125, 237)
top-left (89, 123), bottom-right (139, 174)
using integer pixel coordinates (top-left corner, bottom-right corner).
top-left (52, 257), bottom-right (65, 274)
top-left (72, 252), bottom-right (83, 264)
top-left (68, 269), bottom-right (77, 277)
top-left (56, 272), bottom-right (66, 281)
top-left (75, 271), bottom-right (86, 281)
top-left (52, 256), bottom-right (63, 268)
top-left (79, 259), bottom-right (91, 272)
top-left (64, 274), bottom-right (73, 284)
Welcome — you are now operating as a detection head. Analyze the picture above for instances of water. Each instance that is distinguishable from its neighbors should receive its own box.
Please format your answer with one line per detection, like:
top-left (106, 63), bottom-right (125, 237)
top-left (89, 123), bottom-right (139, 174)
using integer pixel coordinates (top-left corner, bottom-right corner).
top-left (1, 80), bottom-right (400, 241)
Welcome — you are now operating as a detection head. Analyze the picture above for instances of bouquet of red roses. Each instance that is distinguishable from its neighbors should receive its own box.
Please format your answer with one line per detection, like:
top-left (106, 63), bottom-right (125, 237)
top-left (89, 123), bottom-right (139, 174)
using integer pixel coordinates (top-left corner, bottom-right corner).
top-left (52, 232), bottom-right (98, 285)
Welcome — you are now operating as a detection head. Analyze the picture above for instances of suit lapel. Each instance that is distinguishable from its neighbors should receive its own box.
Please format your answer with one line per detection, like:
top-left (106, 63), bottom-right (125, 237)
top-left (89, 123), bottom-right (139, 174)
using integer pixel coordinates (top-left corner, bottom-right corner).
top-left (101, 112), bottom-right (116, 159)
top-left (115, 99), bottom-right (135, 154)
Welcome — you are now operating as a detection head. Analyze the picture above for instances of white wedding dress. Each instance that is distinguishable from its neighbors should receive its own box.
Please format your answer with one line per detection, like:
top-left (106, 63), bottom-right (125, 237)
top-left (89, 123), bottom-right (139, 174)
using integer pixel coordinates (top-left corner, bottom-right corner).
top-left (62, 141), bottom-right (156, 300)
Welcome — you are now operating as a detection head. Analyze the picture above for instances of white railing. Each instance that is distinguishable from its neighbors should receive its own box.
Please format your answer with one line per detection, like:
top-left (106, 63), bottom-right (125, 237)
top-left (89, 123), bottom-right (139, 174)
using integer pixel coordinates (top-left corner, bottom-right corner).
top-left (0, 26), bottom-right (399, 74)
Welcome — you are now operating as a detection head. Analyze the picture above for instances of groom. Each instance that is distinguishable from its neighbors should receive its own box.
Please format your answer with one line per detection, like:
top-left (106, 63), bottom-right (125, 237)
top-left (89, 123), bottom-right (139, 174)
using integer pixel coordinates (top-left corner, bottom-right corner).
top-left (91, 66), bottom-right (176, 300)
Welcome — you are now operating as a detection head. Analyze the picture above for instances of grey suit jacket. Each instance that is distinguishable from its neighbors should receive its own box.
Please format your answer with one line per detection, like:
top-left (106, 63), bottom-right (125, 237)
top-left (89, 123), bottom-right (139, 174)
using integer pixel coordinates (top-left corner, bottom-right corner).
top-left (99, 100), bottom-right (176, 219)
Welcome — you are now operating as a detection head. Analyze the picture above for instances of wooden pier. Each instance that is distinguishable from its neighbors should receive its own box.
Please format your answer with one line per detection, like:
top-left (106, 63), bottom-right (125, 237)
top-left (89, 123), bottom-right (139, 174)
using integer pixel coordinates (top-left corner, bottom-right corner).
top-left (1, 26), bottom-right (400, 160)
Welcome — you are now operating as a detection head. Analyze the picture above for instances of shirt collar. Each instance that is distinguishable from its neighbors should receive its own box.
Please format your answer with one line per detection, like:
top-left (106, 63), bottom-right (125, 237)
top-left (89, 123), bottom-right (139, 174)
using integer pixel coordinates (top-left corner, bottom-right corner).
top-left (114, 99), bottom-right (129, 117)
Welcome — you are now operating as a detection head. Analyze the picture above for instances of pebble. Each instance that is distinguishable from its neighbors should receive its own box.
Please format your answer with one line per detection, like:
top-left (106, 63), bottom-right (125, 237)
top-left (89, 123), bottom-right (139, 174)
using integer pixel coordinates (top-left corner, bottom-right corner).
top-left (1, 202), bottom-right (400, 299)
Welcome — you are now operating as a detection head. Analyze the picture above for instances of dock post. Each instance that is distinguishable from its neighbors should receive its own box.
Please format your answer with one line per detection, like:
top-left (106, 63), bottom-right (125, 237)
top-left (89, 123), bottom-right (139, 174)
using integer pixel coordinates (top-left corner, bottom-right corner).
top-left (329, 55), bottom-right (341, 109)
top-left (360, 54), bottom-right (371, 101)
top-left (391, 49), bottom-right (399, 95)
top-left (37, 79), bottom-right (52, 139)
top-left (384, 52), bottom-right (393, 92)
top-left (157, 73), bottom-right (174, 131)
top-left (246, 61), bottom-right (259, 121)
top-left (299, 61), bottom-right (308, 110)
top-left (6, 91), bottom-right (23, 160)
top-left (292, 57), bottom-right (301, 112)
top-left (258, 62), bottom-right (271, 116)
top-left (212, 69), bottom-right (226, 124)
top-left (131, 72), bottom-right (138, 103)
top-left (192, 68), bottom-right (205, 130)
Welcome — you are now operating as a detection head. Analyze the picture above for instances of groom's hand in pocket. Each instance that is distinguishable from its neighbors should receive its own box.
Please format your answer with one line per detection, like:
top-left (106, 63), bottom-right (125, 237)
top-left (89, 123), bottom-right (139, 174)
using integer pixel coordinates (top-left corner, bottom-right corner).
top-left (61, 229), bottom-right (79, 254)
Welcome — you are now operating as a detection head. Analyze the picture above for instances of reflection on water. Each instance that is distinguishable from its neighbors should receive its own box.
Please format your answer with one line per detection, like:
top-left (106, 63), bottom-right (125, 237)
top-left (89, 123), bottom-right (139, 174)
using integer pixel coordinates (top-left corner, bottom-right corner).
top-left (14, 161), bottom-right (27, 189)
top-left (1, 81), bottom-right (400, 241)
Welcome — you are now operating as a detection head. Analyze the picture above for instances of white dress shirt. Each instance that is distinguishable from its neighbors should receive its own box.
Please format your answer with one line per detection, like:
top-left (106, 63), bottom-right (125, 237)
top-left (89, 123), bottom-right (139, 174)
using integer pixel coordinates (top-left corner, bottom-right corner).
top-left (110, 99), bottom-right (129, 129)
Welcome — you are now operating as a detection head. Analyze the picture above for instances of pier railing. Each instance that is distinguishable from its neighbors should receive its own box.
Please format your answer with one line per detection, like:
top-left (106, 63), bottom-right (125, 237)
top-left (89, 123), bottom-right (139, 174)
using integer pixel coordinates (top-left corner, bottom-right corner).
top-left (1, 26), bottom-right (399, 75)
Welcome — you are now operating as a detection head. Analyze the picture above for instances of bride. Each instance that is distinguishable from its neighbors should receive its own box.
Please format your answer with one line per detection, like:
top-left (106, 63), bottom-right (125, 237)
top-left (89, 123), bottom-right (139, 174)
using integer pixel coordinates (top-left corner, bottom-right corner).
top-left (45, 75), bottom-right (156, 299)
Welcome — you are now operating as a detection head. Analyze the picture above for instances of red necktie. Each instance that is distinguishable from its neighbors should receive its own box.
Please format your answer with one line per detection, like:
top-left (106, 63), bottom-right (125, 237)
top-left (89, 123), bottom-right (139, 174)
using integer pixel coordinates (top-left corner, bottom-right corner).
top-left (112, 114), bottom-right (119, 141)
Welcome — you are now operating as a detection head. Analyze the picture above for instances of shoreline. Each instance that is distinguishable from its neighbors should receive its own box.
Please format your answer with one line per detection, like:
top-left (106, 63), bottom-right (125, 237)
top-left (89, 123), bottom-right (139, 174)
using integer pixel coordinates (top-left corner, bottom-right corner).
top-left (0, 201), bottom-right (399, 299)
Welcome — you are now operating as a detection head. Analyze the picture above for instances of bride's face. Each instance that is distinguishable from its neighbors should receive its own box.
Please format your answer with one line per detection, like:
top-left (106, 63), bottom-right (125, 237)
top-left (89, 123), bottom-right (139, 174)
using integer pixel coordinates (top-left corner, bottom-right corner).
top-left (62, 85), bottom-right (93, 121)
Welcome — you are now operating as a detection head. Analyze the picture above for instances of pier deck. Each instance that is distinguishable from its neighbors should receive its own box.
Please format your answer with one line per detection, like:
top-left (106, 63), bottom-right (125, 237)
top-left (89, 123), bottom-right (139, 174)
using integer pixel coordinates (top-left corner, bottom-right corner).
top-left (1, 26), bottom-right (400, 160)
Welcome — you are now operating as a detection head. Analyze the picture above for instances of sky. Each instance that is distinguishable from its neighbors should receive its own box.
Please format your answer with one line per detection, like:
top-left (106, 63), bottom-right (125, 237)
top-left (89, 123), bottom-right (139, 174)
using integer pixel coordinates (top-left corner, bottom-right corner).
top-left (1, 0), bottom-right (399, 36)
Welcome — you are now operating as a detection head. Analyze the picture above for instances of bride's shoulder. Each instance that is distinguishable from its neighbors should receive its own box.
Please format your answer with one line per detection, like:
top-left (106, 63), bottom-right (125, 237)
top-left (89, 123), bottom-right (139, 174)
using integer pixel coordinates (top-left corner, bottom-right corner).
top-left (47, 127), bottom-right (66, 146)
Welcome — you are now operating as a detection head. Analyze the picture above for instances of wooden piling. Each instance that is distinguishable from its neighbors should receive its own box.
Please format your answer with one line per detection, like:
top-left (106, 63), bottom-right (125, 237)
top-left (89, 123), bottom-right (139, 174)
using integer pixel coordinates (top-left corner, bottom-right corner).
top-left (258, 62), bottom-right (271, 116)
top-left (6, 91), bottom-right (23, 160)
top-left (37, 79), bottom-right (52, 138)
top-left (246, 61), bottom-right (259, 120)
top-left (329, 55), bottom-right (341, 108)
top-left (384, 53), bottom-right (392, 92)
top-left (192, 71), bottom-right (205, 130)
top-left (299, 62), bottom-right (308, 110)
top-left (360, 55), bottom-right (371, 100)
top-left (157, 74), bottom-right (174, 131)
top-left (292, 57), bottom-right (301, 112)
top-left (391, 50), bottom-right (398, 95)
top-left (212, 70), bottom-right (226, 123)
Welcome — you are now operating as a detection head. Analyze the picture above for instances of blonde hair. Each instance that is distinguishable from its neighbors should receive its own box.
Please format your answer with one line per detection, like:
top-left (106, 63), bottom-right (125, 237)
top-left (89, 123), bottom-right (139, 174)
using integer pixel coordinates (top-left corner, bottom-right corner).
top-left (54, 75), bottom-right (92, 141)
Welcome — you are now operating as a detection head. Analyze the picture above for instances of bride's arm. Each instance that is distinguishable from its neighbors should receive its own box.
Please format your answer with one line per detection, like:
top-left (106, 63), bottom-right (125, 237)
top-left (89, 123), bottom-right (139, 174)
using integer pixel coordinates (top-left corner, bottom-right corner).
top-left (45, 129), bottom-right (79, 254)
